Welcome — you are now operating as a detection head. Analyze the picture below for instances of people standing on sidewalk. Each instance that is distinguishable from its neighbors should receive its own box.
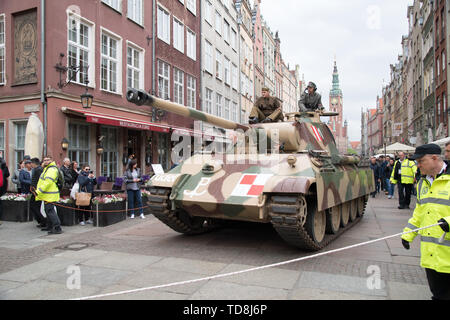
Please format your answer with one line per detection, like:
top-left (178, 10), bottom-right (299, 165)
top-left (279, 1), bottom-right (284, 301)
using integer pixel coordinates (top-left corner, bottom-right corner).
top-left (401, 143), bottom-right (450, 300)
top-left (29, 158), bottom-right (46, 228)
top-left (12, 160), bottom-right (24, 193)
top-left (19, 160), bottom-right (32, 194)
top-left (445, 142), bottom-right (450, 160)
top-left (0, 157), bottom-right (10, 226)
top-left (369, 157), bottom-right (381, 198)
top-left (76, 165), bottom-right (97, 225)
top-left (69, 161), bottom-right (80, 187)
top-left (390, 151), bottom-right (417, 209)
top-left (384, 158), bottom-right (395, 199)
top-left (124, 159), bottom-right (145, 219)
top-left (60, 158), bottom-right (74, 195)
top-left (34, 155), bottom-right (62, 235)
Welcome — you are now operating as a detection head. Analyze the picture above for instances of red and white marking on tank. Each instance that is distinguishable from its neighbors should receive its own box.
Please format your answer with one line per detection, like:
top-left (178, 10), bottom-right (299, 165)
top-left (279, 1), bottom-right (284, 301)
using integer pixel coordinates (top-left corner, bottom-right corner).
top-left (230, 174), bottom-right (273, 197)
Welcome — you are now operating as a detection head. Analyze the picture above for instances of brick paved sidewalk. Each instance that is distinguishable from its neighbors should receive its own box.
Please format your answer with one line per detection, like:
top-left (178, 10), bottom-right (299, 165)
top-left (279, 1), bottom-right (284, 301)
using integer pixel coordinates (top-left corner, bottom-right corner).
top-left (0, 190), bottom-right (433, 300)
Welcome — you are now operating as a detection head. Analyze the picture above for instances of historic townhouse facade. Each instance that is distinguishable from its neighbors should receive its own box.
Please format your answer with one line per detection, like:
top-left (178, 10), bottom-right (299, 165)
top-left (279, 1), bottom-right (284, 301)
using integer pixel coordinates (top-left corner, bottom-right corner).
top-left (201, 0), bottom-right (240, 128)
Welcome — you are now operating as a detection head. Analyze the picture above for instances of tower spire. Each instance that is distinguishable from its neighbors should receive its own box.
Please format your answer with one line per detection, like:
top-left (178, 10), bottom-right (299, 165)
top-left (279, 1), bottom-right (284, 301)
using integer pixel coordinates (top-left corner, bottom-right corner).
top-left (331, 58), bottom-right (342, 96)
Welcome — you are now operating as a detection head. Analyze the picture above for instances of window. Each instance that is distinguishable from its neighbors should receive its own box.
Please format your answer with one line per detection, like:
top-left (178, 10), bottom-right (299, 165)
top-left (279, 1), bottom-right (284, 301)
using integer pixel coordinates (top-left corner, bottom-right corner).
top-left (68, 123), bottom-right (90, 169)
top-left (158, 60), bottom-right (170, 99)
top-left (14, 122), bottom-right (27, 169)
top-left (174, 68), bottom-right (184, 105)
top-left (224, 98), bottom-right (230, 120)
top-left (216, 93), bottom-right (222, 117)
top-left (101, 127), bottom-right (118, 179)
top-left (231, 63), bottom-right (238, 90)
top-left (127, 44), bottom-right (143, 90)
top-left (68, 16), bottom-right (92, 85)
top-left (216, 50), bottom-right (222, 79)
top-left (157, 6), bottom-right (170, 44)
top-left (0, 15), bottom-right (4, 85)
top-left (101, 31), bottom-right (121, 93)
top-left (204, 88), bottom-right (213, 114)
top-left (231, 28), bottom-right (237, 51)
top-left (215, 11), bottom-right (222, 35)
top-left (173, 18), bottom-right (184, 53)
top-left (205, 1), bottom-right (213, 25)
top-left (232, 102), bottom-right (238, 122)
top-left (127, 0), bottom-right (143, 25)
top-left (224, 20), bottom-right (230, 44)
top-left (186, 0), bottom-right (196, 15)
top-left (186, 29), bottom-right (196, 60)
top-left (187, 75), bottom-right (196, 109)
top-left (224, 57), bottom-right (230, 85)
top-left (204, 40), bottom-right (213, 73)
top-left (102, 0), bottom-right (121, 12)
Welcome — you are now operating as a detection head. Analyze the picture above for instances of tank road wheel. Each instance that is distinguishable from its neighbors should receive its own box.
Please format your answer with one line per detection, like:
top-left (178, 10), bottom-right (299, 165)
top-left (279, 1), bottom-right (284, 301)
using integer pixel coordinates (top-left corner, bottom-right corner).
top-left (176, 209), bottom-right (217, 235)
top-left (325, 205), bottom-right (341, 235)
top-left (305, 200), bottom-right (326, 244)
top-left (349, 199), bottom-right (358, 222)
top-left (357, 197), bottom-right (365, 217)
top-left (340, 202), bottom-right (350, 227)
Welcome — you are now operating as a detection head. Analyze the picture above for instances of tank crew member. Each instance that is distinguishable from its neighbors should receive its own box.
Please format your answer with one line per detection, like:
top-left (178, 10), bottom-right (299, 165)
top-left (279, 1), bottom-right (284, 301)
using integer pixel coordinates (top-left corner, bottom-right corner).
top-left (249, 87), bottom-right (284, 124)
top-left (298, 82), bottom-right (324, 112)
top-left (401, 143), bottom-right (450, 300)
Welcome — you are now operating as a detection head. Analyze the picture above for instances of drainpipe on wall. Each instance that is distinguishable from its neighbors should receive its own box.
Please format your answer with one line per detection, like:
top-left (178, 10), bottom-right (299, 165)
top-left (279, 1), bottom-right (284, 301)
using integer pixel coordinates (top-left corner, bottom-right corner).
top-left (41, 0), bottom-right (47, 155)
top-left (152, 0), bottom-right (156, 122)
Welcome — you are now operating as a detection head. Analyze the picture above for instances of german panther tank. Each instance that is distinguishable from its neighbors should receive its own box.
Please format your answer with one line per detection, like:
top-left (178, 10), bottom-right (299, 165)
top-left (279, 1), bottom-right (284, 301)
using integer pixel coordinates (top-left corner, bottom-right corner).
top-left (127, 89), bottom-right (374, 250)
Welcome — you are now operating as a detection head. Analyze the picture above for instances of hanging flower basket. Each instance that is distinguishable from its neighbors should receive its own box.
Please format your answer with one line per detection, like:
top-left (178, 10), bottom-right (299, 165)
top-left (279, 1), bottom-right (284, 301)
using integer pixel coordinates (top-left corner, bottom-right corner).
top-left (92, 193), bottom-right (127, 227)
top-left (0, 193), bottom-right (32, 222)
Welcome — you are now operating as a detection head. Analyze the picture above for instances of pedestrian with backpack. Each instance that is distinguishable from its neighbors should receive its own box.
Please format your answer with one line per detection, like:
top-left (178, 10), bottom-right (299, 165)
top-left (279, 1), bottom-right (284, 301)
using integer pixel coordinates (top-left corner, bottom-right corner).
top-left (33, 155), bottom-right (62, 234)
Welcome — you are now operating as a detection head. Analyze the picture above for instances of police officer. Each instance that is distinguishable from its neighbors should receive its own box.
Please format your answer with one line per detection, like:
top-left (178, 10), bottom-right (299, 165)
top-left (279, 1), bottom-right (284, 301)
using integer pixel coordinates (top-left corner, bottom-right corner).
top-left (390, 151), bottom-right (417, 209)
top-left (401, 144), bottom-right (450, 300)
top-left (298, 82), bottom-right (324, 112)
top-left (34, 155), bottom-right (63, 235)
top-left (249, 87), bottom-right (284, 124)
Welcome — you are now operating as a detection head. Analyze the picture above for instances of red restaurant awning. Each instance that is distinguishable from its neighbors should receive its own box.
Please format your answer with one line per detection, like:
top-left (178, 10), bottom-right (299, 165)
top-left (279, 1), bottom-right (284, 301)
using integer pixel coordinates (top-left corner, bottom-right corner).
top-left (62, 107), bottom-right (171, 133)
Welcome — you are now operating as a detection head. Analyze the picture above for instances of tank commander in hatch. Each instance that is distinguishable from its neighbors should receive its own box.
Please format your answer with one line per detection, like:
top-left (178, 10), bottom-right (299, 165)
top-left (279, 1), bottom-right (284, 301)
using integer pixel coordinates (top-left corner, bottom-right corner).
top-left (249, 87), bottom-right (284, 124)
top-left (298, 82), bottom-right (324, 112)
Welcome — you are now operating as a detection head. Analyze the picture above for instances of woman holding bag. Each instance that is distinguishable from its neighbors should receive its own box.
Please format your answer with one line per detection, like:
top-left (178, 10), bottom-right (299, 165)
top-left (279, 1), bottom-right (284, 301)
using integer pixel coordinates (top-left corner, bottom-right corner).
top-left (76, 165), bottom-right (97, 225)
top-left (124, 159), bottom-right (145, 219)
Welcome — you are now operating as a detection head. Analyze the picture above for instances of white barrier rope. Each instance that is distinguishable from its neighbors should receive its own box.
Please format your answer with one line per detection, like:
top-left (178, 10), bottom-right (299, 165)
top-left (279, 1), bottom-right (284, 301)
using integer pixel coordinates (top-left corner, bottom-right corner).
top-left (72, 222), bottom-right (444, 300)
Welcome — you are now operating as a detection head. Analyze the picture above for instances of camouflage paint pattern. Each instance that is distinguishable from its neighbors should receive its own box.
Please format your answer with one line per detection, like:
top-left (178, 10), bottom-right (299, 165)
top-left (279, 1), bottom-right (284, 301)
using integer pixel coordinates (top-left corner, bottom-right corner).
top-left (128, 90), bottom-right (374, 223)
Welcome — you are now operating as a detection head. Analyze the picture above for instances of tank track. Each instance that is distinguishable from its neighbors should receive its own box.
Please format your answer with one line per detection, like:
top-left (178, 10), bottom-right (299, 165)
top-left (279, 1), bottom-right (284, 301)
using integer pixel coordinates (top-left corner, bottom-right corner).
top-left (146, 187), bottom-right (216, 235)
top-left (269, 195), bottom-right (368, 251)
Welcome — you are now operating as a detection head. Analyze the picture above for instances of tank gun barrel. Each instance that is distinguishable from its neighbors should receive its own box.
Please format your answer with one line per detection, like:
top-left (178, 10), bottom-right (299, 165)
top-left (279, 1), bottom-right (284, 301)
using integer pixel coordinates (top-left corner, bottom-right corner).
top-left (127, 89), bottom-right (250, 131)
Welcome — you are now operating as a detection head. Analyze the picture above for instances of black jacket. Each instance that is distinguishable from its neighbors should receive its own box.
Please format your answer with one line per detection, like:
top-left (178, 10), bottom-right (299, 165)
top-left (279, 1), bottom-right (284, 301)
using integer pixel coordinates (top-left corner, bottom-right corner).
top-left (60, 165), bottom-right (74, 187)
top-left (0, 158), bottom-right (9, 196)
top-left (370, 162), bottom-right (382, 180)
top-left (77, 171), bottom-right (97, 194)
top-left (31, 166), bottom-right (43, 188)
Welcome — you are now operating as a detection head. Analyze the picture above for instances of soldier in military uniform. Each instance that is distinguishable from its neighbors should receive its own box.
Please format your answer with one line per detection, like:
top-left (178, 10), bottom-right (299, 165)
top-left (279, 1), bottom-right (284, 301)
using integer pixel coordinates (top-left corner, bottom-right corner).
top-left (298, 82), bottom-right (324, 112)
top-left (249, 87), bottom-right (284, 124)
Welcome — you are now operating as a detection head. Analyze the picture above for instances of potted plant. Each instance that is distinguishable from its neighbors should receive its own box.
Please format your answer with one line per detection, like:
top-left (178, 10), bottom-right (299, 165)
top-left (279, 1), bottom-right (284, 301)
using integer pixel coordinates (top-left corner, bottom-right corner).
top-left (0, 193), bottom-right (32, 222)
top-left (56, 196), bottom-right (76, 226)
top-left (92, 193), bottom-right (127, 227)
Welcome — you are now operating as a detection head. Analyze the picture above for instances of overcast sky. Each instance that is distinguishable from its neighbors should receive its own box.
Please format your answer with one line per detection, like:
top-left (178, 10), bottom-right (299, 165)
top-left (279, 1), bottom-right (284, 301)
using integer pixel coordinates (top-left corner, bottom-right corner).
top-left (254, 0), bottom-right (412, 141)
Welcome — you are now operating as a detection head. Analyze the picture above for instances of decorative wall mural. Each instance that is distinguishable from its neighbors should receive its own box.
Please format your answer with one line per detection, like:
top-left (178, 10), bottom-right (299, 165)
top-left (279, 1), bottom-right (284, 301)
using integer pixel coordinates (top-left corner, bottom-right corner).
top-left (13, 9), bottom-right (38, 85)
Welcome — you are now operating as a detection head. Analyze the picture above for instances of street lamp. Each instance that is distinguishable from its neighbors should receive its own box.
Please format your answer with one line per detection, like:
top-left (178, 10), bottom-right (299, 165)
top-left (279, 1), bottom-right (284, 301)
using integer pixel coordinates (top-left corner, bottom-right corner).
top-left (80, 76), bottom-right (93, 109)
top-left (61, 137), bottom-right (69, 150)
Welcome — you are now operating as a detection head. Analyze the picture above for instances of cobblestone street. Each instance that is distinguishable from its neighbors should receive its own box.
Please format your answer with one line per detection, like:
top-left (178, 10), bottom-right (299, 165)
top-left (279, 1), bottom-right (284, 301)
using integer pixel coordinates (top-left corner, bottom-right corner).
top-left (0, 192), bottom-right (432, 300)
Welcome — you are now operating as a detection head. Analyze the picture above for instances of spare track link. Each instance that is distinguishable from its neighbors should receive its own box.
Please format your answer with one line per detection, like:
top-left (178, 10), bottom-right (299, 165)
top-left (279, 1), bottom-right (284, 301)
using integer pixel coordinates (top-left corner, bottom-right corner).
top-left (269, 195), bottom-right (368, 251)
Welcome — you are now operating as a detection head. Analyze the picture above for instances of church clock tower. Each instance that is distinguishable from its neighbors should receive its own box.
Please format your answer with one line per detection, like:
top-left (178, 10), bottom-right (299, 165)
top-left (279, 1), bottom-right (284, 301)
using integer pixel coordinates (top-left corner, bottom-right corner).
top-left (328, 60), bottom-right (348, 153)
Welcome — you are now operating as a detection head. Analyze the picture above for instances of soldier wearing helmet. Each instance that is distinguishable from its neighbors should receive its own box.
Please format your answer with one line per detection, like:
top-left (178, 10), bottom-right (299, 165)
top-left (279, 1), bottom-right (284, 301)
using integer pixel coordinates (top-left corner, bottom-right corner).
top-left (249, 87), bottom-right (284, 124)
top-left (298, 82), bottom-right (324, 112)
